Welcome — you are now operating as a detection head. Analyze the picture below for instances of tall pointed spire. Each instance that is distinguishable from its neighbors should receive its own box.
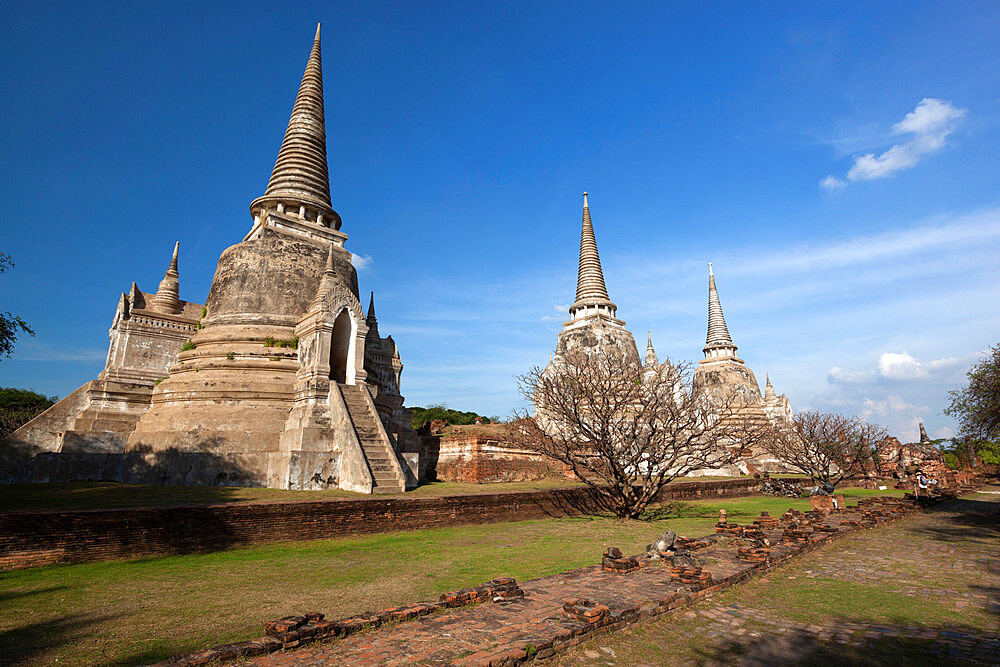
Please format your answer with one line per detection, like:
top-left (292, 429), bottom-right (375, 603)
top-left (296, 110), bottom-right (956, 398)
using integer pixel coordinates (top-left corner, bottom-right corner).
top-left (764, 373), bottom-right (776, 400)
top-left (250, 24), bottom-right (340, 230)
top-left (569, 192), bottom-right (616, 320)
top-left (645, 331), bottom-right (658, 367)
top-left (150, 242), bottom-right (182, 314)
top-left (366, 291), bottom-right (380, 338)
top-left (703, 262), bottom-right (738, 359)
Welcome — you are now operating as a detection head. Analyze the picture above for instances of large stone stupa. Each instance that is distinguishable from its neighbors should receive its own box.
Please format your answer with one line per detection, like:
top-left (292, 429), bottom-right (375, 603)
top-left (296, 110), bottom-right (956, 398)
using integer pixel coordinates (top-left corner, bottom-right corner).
top-left (7, 25), bottom-right (416, 493)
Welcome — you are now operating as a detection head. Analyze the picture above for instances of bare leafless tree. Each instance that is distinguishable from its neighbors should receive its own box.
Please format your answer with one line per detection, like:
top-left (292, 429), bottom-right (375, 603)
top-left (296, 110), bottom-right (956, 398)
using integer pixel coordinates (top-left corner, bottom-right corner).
top-left (760, 410), bottom-right (888, 489)
top-left (507, 349), bottom-right (771, 519)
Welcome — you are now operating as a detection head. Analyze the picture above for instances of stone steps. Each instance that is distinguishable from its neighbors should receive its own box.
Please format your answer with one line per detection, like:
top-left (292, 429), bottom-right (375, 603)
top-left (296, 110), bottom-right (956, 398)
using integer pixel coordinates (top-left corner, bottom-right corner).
top-left (338, 383), bottom-right (405, 493)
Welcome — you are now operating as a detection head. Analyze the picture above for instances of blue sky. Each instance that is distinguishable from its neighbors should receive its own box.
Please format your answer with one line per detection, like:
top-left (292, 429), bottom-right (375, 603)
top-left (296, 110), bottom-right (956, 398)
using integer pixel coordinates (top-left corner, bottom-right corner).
top-left (1, 1), bottom-right (998, 441)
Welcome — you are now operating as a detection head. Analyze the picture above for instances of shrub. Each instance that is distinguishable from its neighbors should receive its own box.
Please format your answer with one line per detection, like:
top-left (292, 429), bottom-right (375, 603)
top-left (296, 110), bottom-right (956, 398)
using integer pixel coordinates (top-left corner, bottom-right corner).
top-left (408, 403), bottom-right (493, 430)
top-left (180, 340), bottom-right (195, 351)
top-left (0, 387), bottom-right (56, 438)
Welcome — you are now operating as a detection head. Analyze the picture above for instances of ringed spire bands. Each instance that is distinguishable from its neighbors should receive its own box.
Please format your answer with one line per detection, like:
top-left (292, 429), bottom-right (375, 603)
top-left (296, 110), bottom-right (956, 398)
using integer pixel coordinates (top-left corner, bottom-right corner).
top-left (569, 192), bottom-right (618, 321)
top-left (250, 23), bottom-right (341, 231)
top-left (703, 263), bottom-right (739, 361)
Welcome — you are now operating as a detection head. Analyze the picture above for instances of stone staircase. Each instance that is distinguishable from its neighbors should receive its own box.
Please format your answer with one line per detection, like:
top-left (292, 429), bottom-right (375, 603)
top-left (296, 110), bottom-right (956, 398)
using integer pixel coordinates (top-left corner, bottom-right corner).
top-left (338, 384), bottom-right (405, 493)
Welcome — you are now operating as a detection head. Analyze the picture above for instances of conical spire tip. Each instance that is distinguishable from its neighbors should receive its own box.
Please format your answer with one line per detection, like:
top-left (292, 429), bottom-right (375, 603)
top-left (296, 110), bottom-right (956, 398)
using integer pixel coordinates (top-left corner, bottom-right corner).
top-left (582, 192), bottom-right (589, 208)
top-left (168, 241), bottom-right (179, 272)
top-left (314, 23), bottom-right (321, 41)
top-left (324, 245), bottom-right (335, 273)
top-left (708, 261), bottom-right (713, 277)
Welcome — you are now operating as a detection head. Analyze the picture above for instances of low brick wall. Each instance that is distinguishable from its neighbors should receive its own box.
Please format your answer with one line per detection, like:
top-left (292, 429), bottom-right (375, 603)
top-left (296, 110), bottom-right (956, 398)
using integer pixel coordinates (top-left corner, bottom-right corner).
top-left (432, 435), bottom-right (562, 483)
top-left (0, 478), bottom-right (774, 571)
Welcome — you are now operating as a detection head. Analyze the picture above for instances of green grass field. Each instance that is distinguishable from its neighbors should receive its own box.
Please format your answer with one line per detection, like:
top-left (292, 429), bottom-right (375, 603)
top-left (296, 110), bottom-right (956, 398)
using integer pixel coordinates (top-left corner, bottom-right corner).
top-left (0, 489), bottom-right (894, 665)
top-left (559, 490), bottom-right (995, 666)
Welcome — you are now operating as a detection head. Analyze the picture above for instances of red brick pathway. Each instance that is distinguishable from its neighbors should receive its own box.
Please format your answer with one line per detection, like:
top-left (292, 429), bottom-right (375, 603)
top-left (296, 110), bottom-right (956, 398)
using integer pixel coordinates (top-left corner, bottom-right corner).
top-left (238, 496), bottom-right (924, 666)
top-left (553, 485), bottom-right (1000, 665)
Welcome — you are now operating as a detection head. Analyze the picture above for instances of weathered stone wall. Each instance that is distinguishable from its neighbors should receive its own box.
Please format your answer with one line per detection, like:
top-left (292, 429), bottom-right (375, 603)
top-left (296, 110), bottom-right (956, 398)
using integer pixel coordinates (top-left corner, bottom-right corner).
top-left (432, 435), bottom-right (560, 483)
top-left (206, 229), bottom-right (357, 322)
top-left (0, 478), bottom-right (772, 570)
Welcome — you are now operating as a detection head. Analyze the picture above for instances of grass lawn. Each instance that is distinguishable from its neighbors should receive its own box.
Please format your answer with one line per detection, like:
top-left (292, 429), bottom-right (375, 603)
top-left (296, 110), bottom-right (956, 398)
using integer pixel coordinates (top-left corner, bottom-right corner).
top-left (556, 490), bottom-right (997, 667)
top-left (0, 491), bottom-right (896, 666)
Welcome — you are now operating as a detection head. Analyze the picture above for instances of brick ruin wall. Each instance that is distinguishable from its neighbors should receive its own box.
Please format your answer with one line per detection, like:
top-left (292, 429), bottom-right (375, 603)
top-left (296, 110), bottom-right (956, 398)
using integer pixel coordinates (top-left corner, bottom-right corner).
top-left (429, 435), bottom-right (563, 483)
top-left (0, 478), bottom-right (776, 570)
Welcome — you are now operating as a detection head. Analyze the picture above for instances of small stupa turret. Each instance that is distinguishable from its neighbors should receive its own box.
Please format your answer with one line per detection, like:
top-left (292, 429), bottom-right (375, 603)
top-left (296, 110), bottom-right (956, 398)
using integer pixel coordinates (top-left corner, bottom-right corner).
top-left (366, 291), bottom-right (379, 338)
top-left (149, 242), bottom-right (182, 314)
top-left (645, 331), bottom-right (658, 367)
top-left (310, 245), bottom-right (339, 308)
top-left (919, 423), bottom-right (931, 444)
top-left (764, 373), bottom-right (776, 401)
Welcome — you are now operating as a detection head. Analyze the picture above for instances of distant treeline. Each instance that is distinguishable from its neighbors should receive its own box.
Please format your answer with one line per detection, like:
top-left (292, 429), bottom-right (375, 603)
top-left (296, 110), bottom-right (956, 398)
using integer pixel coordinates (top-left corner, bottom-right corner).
top-left (1, 387), bottom-right (57, 438)
top-left (408, 404), bottom-right (497, 431)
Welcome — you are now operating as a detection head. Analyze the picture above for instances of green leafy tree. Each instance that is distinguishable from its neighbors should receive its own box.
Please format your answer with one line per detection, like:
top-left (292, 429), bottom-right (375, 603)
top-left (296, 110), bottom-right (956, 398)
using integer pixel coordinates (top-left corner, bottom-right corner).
top-left (937, 436), bottom-right (1000, 469)
top-left (0, 387), bottom-right (56, 438)
top-left (408, 403), bottom-right (492, 430)
top-left (945, 343), bottom-right (1000, 441)
top-left (0, 253), bottom-right (34, 359)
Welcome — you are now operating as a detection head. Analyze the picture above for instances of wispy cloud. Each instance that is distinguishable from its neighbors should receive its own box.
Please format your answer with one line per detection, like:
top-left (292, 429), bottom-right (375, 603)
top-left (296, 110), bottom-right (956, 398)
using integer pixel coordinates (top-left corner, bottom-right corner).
top-left (819, 175), bottom-right (846, 190)
top-left (390, 203), bottom-right (999, 440)
top-left (876, 351), bottom-right (970, 380)
top-left (821, 98), bottom-right (967, 188)
top-left (350, 253), bottom-right (373, 271)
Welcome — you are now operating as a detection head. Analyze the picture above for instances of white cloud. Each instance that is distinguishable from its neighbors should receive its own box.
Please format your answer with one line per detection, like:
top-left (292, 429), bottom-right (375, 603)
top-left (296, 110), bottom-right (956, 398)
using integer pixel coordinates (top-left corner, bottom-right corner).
top-left (861, 393), bottom-right (925, 419)
top-left (541, 304), bottom-right (570, 321)
top-left (876, 351), bottom-right (967, 380)
top-left (827, 366), bottom-right (872, 383)
top-left (729, 206), bottom-right (1000, 278)
top-left (350, 253), bottom-right (373, 271)
top-left (824, 98), bottom-right (966, 187)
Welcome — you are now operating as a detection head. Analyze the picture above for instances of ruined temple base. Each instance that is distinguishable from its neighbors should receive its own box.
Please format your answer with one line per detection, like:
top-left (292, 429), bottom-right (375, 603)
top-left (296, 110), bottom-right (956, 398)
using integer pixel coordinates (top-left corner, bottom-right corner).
top-left (425, 426), bottom-right (561, 484)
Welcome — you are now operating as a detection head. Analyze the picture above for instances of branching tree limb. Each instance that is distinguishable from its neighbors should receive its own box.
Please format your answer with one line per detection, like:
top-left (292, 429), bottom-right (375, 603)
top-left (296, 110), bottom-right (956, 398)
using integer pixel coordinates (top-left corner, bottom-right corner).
top-left (761, 410), bottom-right (888, 489)
top-left (507, 350), bottom-right (771, 519)
top-left (0, 253), bottom-right (34, 360)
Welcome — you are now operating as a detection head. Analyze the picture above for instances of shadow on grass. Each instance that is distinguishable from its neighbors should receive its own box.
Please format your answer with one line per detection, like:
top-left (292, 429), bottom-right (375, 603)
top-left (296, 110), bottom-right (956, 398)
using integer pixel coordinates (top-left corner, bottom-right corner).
top-left (0, 585), bottom-right (69, 603)
top-left (694, 625), bottom-right (979, 666)
top-left (0, 612), bottom-right (119, 665)
top-left (914, 496), bottom-right (1000, 544)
